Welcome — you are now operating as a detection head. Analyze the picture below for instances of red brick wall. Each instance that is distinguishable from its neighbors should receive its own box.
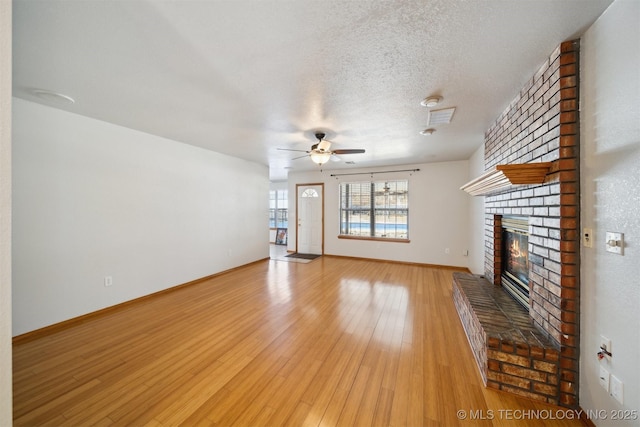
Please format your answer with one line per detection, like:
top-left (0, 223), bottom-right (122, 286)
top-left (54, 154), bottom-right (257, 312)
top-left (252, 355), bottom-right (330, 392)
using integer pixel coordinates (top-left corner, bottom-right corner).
top-left (453, 273), bottom-right (561, 404)
top-left (482, 40), bottom-right (580, 407)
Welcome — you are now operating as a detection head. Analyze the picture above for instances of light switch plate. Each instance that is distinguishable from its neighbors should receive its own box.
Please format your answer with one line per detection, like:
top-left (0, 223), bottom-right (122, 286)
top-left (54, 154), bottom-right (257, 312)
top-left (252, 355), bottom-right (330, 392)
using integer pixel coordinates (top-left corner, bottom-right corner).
top-left (605, 232), bottom-right (624, 255)
top-left (600, 335), bottom-right (612, 358)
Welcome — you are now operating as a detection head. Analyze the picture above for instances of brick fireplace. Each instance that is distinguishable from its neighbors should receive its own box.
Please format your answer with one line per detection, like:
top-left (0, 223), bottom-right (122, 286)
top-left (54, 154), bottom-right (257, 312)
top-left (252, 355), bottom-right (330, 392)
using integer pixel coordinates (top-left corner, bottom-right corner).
top-left (454, 40), bottom-right (580, 406)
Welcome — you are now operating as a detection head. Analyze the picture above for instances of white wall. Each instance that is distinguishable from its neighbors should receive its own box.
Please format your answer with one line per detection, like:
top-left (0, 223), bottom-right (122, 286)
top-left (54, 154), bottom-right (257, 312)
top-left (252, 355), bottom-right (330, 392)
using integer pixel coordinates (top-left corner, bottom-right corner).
top-left (0, 0), bottom-right (12, 423)
top-left (270, 181), bottom-right (288, 192)
top-left (467, 144), bottom-right (486, 274)
top-left (580, 0), bottom-right (640, 423)
top-left (287, 161), bottom-right (470, 267)
top-left (12, 98), bottom-right (269, 335)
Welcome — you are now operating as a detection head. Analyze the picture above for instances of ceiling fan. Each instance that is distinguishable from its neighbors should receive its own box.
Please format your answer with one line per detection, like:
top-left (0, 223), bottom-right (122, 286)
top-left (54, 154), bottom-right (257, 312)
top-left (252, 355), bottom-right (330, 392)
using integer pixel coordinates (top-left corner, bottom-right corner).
top-left (278, 132), bottom-right (365, 166)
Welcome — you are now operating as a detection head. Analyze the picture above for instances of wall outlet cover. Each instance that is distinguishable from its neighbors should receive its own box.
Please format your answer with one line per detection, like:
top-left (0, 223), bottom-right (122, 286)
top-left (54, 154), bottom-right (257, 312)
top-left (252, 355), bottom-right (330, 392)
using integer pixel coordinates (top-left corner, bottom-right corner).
top-left (610, 375), bottom-right (623, 404)
top-left (599, 365), bottom-right (610, 392)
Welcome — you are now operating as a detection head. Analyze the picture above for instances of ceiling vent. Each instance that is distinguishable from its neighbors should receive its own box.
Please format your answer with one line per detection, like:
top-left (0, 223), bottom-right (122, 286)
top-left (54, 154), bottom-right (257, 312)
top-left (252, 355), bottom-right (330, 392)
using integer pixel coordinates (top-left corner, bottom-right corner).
top-left (427, 107), bottom-right (456, 125)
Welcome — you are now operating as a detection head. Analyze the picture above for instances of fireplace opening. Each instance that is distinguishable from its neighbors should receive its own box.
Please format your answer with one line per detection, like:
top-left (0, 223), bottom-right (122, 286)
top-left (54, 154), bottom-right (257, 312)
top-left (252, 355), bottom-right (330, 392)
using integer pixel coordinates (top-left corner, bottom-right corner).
top-left (501, 217), bottom-right (529, 309)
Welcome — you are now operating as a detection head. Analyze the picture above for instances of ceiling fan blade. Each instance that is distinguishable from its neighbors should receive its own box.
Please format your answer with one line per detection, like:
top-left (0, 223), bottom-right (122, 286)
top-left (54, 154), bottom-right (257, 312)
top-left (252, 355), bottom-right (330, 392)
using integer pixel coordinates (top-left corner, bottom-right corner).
top-left (277, 148), bottom-right (309, 153)
top-left (332, 149), bottom-right (365, 155)
top-left (291, 154), bottom-right (310, 160)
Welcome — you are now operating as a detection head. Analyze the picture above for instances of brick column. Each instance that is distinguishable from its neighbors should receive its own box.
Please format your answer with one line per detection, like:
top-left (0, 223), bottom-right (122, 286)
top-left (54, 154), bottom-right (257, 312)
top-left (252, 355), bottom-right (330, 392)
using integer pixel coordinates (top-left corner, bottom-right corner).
top-left (557, 40), bottom-right (580, 408)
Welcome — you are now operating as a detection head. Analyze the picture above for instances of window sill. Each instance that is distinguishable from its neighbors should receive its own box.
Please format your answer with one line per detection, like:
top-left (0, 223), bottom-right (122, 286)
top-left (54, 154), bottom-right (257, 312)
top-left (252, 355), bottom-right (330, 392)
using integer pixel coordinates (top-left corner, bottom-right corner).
top-left (338, 235), bottom-right (410, 243)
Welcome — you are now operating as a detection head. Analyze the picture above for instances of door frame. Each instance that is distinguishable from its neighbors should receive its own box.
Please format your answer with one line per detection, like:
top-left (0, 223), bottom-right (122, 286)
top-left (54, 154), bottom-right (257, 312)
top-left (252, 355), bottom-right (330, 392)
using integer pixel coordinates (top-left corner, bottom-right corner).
top-left (295, 183), bottom-right (324, 254)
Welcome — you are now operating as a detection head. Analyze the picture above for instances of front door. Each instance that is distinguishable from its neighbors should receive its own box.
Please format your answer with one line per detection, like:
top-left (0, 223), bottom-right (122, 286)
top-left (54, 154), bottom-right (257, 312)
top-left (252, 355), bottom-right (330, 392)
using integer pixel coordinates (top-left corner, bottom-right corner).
top-left (297, 184), bottom-right (323, 254)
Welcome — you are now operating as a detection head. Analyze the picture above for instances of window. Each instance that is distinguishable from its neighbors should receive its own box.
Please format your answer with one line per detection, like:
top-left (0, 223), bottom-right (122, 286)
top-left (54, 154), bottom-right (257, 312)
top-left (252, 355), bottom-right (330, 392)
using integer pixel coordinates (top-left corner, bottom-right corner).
top-left (301, 188), bottom-right (319, 198)
top-left (339, 180), bottom-right (408, 239)
top-left (269, 190), bottom-right (288, 228)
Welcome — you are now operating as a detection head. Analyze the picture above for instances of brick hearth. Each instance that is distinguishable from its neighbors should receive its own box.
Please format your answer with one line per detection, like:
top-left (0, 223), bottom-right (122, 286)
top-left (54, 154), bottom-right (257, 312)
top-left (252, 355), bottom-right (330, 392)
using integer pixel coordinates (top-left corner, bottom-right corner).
top-left (453, 273), bottom-right (560, 403)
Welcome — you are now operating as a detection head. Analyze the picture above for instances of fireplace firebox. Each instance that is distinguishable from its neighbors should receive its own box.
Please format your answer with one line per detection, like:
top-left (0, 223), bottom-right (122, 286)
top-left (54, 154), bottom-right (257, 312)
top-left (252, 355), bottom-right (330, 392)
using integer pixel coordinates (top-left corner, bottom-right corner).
top-left (501, 217), bottom-right (529, 309)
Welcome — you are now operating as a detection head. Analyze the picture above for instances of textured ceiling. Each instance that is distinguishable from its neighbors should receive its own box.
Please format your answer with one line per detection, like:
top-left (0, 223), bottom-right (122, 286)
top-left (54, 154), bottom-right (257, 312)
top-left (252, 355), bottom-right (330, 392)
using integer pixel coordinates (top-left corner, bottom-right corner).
top-left (12, 0), bottom-right (613, 180)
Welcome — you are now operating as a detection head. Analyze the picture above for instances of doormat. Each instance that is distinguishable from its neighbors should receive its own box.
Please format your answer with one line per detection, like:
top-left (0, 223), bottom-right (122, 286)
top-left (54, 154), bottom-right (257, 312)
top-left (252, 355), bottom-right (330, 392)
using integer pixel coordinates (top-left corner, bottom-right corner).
top-left (285, 253), bottom-right (321, 260)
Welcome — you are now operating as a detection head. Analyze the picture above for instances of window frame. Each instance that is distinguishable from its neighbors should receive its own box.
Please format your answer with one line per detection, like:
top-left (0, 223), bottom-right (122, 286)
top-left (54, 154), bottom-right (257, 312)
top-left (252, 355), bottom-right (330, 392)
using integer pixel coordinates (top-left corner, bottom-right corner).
top-left (338, 180), bottom-right (409, 243)
top-left (269, 190), bottom-right (288, 229)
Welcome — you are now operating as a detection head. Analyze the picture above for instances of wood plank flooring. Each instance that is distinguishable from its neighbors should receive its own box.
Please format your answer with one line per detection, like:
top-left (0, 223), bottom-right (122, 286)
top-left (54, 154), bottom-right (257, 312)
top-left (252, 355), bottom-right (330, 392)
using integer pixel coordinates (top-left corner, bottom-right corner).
top-left (13, 256), bottom-right (584, 426)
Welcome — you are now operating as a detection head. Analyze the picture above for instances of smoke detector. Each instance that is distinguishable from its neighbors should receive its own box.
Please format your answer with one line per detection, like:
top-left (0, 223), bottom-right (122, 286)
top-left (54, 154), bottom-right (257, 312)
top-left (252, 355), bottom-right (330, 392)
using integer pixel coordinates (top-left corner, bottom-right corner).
top-left (420, 96), bottom-right (441, 108)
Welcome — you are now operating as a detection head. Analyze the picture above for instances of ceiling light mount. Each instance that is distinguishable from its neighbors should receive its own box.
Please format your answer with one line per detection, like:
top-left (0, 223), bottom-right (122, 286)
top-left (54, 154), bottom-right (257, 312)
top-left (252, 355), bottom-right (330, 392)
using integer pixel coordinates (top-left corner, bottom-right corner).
top-left (420, 96), bottom-right (441, 108)
top-left (310, 132), bottom-right (331, 165)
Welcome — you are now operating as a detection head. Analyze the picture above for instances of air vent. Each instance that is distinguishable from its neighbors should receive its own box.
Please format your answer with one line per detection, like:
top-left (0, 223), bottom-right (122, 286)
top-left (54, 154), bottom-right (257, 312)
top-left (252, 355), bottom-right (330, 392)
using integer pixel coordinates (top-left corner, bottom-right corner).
top-left (427, 107), bottom-right (456, 125)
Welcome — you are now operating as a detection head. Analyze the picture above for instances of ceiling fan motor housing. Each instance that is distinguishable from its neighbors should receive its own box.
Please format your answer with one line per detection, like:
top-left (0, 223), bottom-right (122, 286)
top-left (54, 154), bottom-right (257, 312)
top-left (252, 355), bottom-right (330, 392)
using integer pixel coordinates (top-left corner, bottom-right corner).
top-left (312, 133), bottom-right (331, 152)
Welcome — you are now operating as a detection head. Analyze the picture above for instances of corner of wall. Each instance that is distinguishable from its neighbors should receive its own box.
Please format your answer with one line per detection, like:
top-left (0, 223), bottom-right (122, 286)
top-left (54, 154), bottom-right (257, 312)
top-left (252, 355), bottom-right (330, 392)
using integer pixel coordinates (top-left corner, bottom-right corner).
top-left (468, 144), bottom-right (486, 274)
top-left (0, 0), bottom-right (12, 424)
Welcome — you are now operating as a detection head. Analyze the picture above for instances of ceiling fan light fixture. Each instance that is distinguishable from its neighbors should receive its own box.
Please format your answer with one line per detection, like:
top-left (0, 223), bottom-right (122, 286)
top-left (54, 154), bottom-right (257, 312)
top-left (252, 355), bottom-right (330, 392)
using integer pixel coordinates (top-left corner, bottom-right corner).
top-left (310, 151), bottom-right (331, 165)
top-left (420, 96), bottom-right (441, 108)
top-left (420, 128), bottom-right (436, 135)
top-left (317, 140), bottom-right (331, 151)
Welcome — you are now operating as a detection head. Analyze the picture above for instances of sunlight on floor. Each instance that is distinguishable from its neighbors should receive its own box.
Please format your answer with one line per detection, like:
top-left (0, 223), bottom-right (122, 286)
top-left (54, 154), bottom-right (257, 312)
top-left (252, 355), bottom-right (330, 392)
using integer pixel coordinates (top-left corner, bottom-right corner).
top-left (338, 278), bottom-right (409, 349)
top-left (269, 244), bottom-right (314, 264)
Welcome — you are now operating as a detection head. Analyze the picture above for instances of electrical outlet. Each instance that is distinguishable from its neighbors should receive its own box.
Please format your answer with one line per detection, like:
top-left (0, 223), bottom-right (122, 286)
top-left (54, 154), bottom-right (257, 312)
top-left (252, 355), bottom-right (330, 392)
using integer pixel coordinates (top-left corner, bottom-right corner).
top-left (583, 228), bottom-right (593, 248)
top-left (104, 276), bottom-right (113, 287)
top-left (599, 365), bottom-right (610, 392)
top-left (610, 375), bottom-right (623, 404)
top-left (445, 248), bottom-right (450, 254)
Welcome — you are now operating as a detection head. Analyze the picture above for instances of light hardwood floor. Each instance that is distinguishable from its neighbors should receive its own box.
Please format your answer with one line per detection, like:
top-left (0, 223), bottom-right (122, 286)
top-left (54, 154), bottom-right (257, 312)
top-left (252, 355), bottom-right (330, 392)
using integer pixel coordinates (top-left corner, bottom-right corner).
top-left (13, 255), bottom-right (585, 426)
